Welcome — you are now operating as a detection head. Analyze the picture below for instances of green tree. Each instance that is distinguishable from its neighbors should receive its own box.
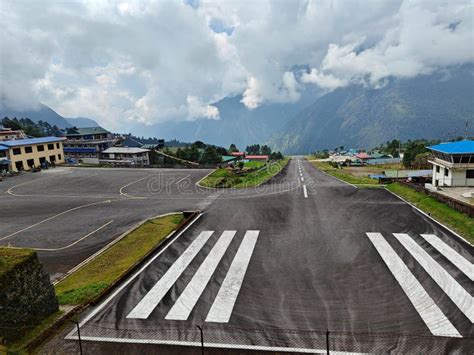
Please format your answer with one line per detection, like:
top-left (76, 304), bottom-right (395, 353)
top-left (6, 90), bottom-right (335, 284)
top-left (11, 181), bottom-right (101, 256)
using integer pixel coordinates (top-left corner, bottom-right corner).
top-left (228, 143), bottom-right (238, 153)
top-left (200, 146), bottom-right (221, 165)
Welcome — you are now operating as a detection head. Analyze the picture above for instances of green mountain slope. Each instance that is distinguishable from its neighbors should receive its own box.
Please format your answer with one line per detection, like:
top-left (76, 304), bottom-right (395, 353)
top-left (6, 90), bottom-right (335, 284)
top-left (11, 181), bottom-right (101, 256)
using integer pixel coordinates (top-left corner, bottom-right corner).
top-left (271, 66), bottom-right (474, 154)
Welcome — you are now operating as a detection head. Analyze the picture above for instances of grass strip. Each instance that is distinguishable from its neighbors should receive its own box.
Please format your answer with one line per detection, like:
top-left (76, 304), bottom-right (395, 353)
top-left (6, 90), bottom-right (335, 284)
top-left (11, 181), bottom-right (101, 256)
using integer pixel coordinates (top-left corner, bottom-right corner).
top-left (311, 161), bottom-right (379, 185)
top-left (387, 183), bottom-right (473, 244)
top-left (200, 158), bottom-right (290, 188)
top-left (55, 213), bottom-right (184, 305)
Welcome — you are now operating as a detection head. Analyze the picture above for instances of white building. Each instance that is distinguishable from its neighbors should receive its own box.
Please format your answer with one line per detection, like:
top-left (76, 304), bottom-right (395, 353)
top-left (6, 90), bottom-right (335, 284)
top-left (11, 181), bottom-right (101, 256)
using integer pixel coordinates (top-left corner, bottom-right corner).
top-left (428, 140), bottom-right (474, 187)
top-left (100, 147), bottom-right (150, 166)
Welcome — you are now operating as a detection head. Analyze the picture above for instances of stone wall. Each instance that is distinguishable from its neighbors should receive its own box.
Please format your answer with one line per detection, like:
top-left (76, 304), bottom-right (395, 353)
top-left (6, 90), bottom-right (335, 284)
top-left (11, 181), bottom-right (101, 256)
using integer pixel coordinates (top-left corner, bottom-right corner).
top-left (0, 249), bottom-right (58, 343)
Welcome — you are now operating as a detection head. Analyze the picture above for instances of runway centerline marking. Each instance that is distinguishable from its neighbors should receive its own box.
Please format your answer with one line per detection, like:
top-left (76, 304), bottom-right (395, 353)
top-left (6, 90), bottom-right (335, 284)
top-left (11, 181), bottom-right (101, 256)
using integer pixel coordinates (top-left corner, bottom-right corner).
top-left (126, 230), bottom-right (214, 319)
top-left (303, 185), bottom-right (308, 198)
top-left (166, 230), bottom-right (237, 320)
top-left (206, 230), bottom-right (259, 323)
top-left (366, 233), bottom-right (461, 337)
top-left (419, 234), bottom-right (473, 281)
top-left (0, 199), bottom-right (112, 242)
top-left (33, 220), bottom-right (114, 251)
top-left (393, 233), bottom-right (473, 322)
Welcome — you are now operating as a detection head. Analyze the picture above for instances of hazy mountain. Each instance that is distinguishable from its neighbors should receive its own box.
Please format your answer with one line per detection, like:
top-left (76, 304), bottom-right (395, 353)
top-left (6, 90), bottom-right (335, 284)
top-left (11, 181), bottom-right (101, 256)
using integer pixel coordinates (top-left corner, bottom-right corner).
top-left (0, 103), bottom-right (72, 128)
top-left (270, 66), bottom-right (474, 154)
top-left (66, 116), bottom-right (99, 128)
top-left (141, 87), bottom-right (321, 150)
top-left (0, 103), bottom-right (99, 129)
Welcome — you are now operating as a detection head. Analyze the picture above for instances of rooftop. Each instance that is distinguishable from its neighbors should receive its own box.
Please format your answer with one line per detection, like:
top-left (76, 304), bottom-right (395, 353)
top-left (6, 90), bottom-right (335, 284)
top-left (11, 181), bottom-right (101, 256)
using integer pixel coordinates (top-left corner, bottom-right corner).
top-left (0, 136), bottom-right (65, 147)
top-left (428, 140), bottom-right (474, 154)
top-left (66, 126), bottom-right (110, 136)
top-left (102, 147), bottom-right (150, 154)
top-left (246, 155), bottom-right (269, 159)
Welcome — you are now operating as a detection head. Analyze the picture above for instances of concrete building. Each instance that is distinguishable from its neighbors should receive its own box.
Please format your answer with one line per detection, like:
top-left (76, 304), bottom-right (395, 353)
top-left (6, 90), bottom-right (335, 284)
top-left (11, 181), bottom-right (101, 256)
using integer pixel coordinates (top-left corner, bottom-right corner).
top-left (0, 137), bottom-right (65, 172)
top-left (100, 147), bottom-right (150, 166)
top-left (0, 126), bottom-right (26, 141)
top-left (63, 127), bottom-right (117, 164)
top-left (428, 140), bottom-right (474, 187)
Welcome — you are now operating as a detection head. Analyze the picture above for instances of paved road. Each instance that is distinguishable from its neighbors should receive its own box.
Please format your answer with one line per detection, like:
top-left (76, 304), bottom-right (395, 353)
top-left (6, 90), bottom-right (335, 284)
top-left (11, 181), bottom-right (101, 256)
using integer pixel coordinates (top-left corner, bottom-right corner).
top-left (0, 167), bottom-right (213, 280)
top-left (60, 158), bottom-right (473, 353)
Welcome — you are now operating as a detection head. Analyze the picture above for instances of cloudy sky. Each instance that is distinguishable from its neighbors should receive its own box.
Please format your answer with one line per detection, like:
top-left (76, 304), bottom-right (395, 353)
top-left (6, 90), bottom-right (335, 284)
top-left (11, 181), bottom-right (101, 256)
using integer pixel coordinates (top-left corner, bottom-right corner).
top-left (1, 0), bottom-right (473, 131)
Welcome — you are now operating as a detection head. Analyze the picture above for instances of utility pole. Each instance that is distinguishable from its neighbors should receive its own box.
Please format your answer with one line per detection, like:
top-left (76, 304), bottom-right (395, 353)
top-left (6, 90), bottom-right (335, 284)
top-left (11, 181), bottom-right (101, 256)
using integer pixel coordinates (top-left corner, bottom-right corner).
top-left (70, 320), bottom-right (83, 355)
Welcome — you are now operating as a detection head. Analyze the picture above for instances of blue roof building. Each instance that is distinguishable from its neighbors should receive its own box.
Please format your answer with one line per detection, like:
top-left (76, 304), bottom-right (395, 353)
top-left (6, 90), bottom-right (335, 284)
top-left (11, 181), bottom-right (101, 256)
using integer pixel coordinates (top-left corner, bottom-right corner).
top-left (427, 140), bottom-right (474, 187)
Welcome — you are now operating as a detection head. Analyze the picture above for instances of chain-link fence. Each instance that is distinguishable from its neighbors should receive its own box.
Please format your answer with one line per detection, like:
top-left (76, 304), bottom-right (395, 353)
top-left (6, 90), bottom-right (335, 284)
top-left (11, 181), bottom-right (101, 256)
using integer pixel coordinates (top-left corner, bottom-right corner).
top-left (36, 322), bottom-right (473, 354)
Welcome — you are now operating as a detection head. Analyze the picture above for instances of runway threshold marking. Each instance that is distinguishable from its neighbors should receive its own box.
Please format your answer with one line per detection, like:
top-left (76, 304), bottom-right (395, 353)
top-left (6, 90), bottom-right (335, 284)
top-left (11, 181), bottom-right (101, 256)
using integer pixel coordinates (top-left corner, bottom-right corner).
top-left (393, 233), bottom-right (473, 323)
top-left (0, 199), bottom-right (112, 242)
top-left (366, 233), bottom-right (461, 337)
top-left (206, 230), bottom-right (259, 323)
top-left (33, 220), bottom-right (114, 251)
top-left (303, 185), bottom-right (308, 198)
top-left (126, 230), bottom-right (214, 319)
top-left (419, 234), bottom-right (473, 281)
top-left (166, 231), bottom-right (237, 320)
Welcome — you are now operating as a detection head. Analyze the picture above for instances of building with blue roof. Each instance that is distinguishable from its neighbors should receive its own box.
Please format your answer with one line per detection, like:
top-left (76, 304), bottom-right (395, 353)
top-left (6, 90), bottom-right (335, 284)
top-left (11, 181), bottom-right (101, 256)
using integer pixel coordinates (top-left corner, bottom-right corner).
top-left (427, 140), bottom-right (474, 187)
top-left (0, 136), bottom-right (65, 172)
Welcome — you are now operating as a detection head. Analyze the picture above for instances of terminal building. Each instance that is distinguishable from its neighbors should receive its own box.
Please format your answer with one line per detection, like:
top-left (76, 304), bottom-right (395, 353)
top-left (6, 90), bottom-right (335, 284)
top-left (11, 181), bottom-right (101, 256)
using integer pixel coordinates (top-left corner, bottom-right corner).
top-left (0, 137), bottom-right (65, 172)
top-left (63, 127), bottom-right (117, 164)
top-left (428, 140), bottom-right (474, 187)
top-left (100, 147), bottom-right (151, 166)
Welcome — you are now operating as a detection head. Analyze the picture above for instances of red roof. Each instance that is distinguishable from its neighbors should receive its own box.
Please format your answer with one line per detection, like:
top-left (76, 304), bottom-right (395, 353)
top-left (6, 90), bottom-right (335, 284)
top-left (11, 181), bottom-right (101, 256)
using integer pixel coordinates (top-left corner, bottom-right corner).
top-left (231, 152), bottom-right (245, 156)
top-left (355, 152), bottom-right (371, 159)
top-left (246, 155), bottom-right (269, 159)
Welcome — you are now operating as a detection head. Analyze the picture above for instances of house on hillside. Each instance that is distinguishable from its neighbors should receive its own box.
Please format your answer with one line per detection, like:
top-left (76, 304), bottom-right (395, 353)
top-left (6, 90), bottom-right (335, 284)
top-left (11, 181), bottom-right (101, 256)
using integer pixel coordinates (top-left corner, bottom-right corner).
top-left (0, 126), bottom-right (26, 141)
top-left (355, 152), bottom-right (373, 164)
top-left (427, 140), bottom-right (474, 187)
top-left (231, 151), bottom-right (246, 159)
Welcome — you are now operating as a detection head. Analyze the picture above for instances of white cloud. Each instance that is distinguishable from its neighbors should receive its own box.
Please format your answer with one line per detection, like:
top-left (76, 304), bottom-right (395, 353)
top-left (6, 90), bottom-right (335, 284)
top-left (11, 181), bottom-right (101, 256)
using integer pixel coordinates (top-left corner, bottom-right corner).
top-left (1, 0), bottom-right (473, 131)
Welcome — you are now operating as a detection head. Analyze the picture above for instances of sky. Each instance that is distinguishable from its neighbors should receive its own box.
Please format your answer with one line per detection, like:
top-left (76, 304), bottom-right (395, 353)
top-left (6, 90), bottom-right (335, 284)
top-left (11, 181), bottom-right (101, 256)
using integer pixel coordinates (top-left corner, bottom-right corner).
top-left (1, 0), bottom-right (473, 131)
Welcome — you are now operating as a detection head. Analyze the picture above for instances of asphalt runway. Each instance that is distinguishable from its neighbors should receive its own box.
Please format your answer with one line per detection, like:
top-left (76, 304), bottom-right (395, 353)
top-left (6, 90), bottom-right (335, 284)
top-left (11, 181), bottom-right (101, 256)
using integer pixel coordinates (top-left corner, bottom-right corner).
top-left (58, 158), bottom-right (473, 354)
top-left (0, 167), bottom-right (213, 280)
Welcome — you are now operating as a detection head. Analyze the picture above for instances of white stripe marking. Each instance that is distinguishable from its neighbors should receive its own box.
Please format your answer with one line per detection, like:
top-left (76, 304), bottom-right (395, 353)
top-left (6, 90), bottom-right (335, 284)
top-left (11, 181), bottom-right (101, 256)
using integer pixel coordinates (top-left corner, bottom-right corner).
top-left (393, 233), bottom-right (473, 323)
top-left (366, 233), bottom-right (461, 337)
top-left (206, 230), bottom-right (259, 323)
top-left (126, 230), bottom-right (214, 319)
top-left (301, 177), bottom-right (304, 182)
top-left (303, 185), bottom-right (308, 198)
top-left (166, 230), bottom-right (236, 320)
top-left (420, 234), bottom-right (473, 281)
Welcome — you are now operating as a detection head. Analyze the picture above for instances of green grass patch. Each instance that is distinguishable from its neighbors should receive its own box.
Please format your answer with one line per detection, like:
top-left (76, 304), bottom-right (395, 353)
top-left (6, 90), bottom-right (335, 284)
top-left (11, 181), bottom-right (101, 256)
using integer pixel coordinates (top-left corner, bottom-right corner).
top-left (387, 183), bottom-right (474, 244)
top-left (243, 161), bottom-right (265, 170)
top-left (55, 213), bottom-right (184, 305)
top-left (200, 158), bottom-right (289, 188)
top-left (311, 161), bottom-right (379, 186)
top-left (0, 248), bottom-right (35, 279)
top-left (6, 310), bottom-right (64, 354)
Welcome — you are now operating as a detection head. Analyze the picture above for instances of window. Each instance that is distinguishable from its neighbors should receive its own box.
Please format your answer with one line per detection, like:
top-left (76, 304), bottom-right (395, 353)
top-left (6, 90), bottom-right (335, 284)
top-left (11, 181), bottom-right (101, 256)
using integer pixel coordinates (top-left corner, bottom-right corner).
top-left (50, 155), bottom-right (56, 162)
top-left (56, 143), bottom-right (60, 149)
top-left (436, 165), bottom-right (440, 173)
top-left (467, 170), bottom-right (474, 179)
top-left (444, 168), bottom-right (449, 177)
top-left (58, 154), bottom-right (62, 160)
top-left (37, 145), bottom-right (45, 152)
top-left (13, 148), bottom-right (21, 155)
top-left (25, 146), bottom-right (33, 153)
top-left (48, 143), bottom-right (54, 150)
top-left (27, 159), bottom-right (35, 167)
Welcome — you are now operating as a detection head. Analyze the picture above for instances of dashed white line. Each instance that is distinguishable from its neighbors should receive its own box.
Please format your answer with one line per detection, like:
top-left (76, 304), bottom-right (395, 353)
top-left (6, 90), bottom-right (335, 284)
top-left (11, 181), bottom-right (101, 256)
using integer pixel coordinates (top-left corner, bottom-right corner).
top-left (126, 230), bottom-right (214, 319)
top-left (393, 233), bottom-right (473, 323)
top-left (166, 230), bottom-right (236, 320)
top-left (206, 230), bottom-right (259, 323)
top-left (366, 233), bottom-right (461, 337)
top-left (303, 185), bottom-right (308, 198)
top-left (419, 234), bottom-right (473, 281)
top-left (301, 177), bottom-right (304, 182)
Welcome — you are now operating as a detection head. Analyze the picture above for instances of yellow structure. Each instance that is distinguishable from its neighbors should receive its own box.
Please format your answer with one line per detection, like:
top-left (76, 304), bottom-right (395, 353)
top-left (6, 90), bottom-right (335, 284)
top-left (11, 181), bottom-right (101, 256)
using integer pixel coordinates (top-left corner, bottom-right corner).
top-left (0, 137), bottom-right (65, 172)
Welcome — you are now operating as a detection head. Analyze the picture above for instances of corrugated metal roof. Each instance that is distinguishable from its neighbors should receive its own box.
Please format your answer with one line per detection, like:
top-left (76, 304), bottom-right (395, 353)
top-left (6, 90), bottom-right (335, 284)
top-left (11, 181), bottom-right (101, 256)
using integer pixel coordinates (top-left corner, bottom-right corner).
top-left (221, 155), bottom-right (237, 162)
top-left (0, 145), bottom-right (9, 151)
top-left (0, 136), bottom-right (65, 147)
top-left (66, 127), bottom-right (109, 136)
top-left (102, 147), bottom-right (150, 154)
top-left (246, 155), bottom-right (269, 159)
top-left (428, 140), bottom-right (474, 154)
